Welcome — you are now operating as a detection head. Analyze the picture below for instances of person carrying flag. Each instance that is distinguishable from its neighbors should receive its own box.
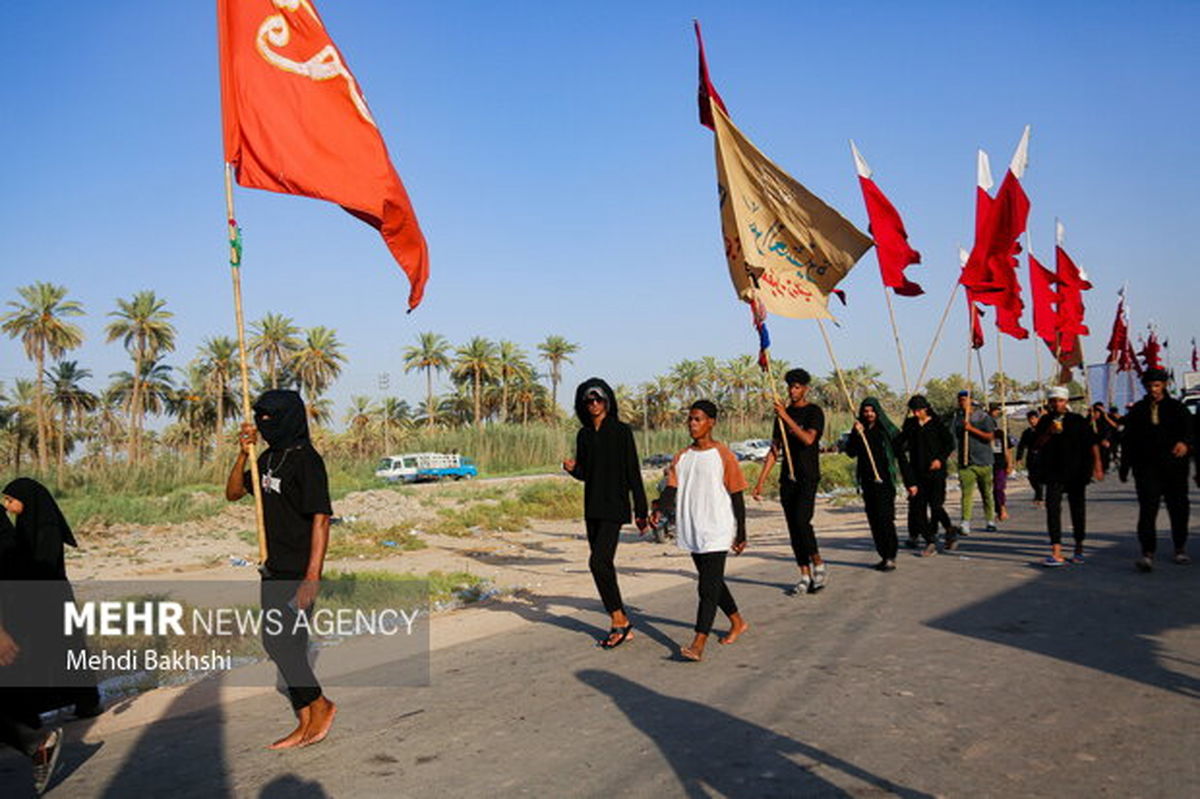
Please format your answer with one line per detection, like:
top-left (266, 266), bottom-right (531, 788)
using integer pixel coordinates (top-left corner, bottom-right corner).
top-left (1033, 387), bottom-right (1104, 566)
top-left (752, 369), bottom-right (828, 595)
top-left (951, 390), bottom-right (998, 538)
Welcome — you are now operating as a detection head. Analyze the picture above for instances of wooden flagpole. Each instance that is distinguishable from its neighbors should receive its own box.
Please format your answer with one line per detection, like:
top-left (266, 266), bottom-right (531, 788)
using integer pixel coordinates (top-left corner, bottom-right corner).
top-left (963, 300), bottom-right (974, 467)
top-left (225, 163), bottom-right (268, 564)
top-left (884, 289), bottom-right (912, 397)
top-left (817, 318), bottom-right (882, 483)
top-left (995, 326), bottom-right (1010, 458)
top-left (762, 356), bottom-right (796, 480)
top-left (914, 246), bottom-right (966, 392)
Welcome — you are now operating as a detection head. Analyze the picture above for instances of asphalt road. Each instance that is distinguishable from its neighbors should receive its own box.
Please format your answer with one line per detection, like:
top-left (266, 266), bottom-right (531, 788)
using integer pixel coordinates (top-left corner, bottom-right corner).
top-left (5, 478), bottom-right (1198, 798)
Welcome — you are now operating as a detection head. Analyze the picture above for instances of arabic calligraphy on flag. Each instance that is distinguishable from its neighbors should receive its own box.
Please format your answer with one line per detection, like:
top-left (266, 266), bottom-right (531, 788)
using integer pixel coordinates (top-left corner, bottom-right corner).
top-left (711, 105), bottom-right (872, 320)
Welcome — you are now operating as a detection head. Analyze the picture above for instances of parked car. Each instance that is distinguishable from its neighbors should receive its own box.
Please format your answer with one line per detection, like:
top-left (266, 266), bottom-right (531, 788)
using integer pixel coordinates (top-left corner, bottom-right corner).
top-left (730, 439), bottom-right (772, 462)
top-left (643, 453), bottom-right (673, 468)
top-left (375, 452), bottom-right (477, 483)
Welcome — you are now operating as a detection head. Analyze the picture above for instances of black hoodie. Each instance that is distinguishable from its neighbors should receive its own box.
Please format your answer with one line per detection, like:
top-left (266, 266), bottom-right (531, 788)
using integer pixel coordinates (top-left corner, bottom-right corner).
top-left (246, 390), bottom-right (333, 575)
top-left (568, 378), bottom-right (648, 523)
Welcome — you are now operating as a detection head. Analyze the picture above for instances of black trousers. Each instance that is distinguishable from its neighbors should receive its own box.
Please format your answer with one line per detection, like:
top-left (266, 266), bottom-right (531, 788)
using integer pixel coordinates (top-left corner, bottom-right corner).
top-left (691, 552), bottom-right (738, 635)
top-left (586, 518), bottom-right (625, 614)
top-left (261, 576), bottom-right (322, 711)
top-left (863, 483), bottom-right (898, 560)
top-left (1045, 481), bottom-right (1087, 546)
top-left (0, 690), bottom-right (42, 757)
top-left (906, 472), bottom-right (949, 544)
top-left (780, 476), bottom-right (819, 567)
top-left (1133, 465), bottom-right (1190, 554)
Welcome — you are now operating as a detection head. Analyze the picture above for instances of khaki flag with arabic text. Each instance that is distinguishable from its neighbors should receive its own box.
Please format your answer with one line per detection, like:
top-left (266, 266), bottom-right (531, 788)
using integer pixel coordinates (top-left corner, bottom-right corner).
top-left (711, 104), bottom-right (872, 319)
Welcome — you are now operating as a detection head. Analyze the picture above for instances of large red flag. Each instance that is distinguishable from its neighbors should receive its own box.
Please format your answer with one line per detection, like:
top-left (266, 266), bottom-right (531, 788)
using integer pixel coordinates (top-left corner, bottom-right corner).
top-left (1054, 222), bottom-right (1091, 351)
top-left (1029, 254), bottom-right (1059, 347)
top-left (694, 20), bottom-right (728, 131)
top-left (218, 0), bottom-right (429, 309)
top-left (851, 142), bottom-right (923, 296)
top-left (961, 130), bottom-right (1031, 339)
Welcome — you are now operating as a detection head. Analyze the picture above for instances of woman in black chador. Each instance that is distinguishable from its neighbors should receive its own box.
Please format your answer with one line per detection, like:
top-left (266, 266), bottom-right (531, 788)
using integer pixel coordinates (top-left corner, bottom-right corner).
top-left (1, 478), bottom-right (102, 719)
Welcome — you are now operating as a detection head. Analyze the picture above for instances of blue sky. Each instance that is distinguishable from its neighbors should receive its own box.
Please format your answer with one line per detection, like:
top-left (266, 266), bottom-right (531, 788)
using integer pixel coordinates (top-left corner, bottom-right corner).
top-left (1, 1), bottom-right (1197, 422)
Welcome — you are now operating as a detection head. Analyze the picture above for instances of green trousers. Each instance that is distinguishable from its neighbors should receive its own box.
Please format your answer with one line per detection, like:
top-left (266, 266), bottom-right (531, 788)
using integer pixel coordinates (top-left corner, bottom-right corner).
top-left (958, 464), bottom-right (995, 522)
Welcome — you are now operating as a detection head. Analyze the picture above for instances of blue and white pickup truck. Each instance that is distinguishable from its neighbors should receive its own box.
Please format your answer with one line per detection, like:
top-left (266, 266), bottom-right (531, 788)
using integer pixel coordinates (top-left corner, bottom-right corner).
top-left (375, 452), bottom-right (478, 484)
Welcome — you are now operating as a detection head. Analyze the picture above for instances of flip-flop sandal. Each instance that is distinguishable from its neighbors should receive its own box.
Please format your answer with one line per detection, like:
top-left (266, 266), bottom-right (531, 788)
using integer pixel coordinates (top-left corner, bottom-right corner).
top-left (680, 647), bottom-right (702, 662)
top-left (1042, 556), bottom-right (1067, 568)
top-left (600, 625), bottom-right (633, 649)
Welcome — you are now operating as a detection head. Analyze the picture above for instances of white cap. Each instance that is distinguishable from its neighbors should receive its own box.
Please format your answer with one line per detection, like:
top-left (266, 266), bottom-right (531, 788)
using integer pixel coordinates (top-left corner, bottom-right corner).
top-left (1047, 386), bottom-right (1069, 400)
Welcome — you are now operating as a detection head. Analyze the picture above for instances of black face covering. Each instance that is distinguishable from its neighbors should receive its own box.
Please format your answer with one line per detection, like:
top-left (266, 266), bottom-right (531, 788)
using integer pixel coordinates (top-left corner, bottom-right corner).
top-left (3, 479), bottom-right (77, 554)
top-left (253, 390), bottom-right (310, 451)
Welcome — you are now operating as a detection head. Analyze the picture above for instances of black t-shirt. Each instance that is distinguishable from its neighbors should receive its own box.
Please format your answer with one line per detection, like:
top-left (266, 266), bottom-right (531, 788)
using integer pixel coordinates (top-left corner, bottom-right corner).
top-left (772, 403), bottom-right (824, 482)
top-left (244, 443), bottom-right (333, 575)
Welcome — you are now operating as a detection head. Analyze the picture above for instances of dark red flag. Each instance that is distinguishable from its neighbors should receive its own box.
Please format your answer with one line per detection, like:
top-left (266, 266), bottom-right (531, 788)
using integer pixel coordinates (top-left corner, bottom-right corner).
top-left (694, 20), bottom-right (728, 130)
top-left (1055, 226), bottom-right (1092, 346)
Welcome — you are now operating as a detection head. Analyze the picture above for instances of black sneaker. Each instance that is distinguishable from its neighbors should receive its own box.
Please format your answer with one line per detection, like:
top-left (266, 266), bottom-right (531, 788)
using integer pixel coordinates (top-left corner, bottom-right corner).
top-left (32, 727), bottom-right (62, 796)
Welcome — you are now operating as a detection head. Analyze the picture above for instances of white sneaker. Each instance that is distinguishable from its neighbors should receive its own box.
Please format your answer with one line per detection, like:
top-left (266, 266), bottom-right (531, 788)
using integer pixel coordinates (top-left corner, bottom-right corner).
top-left (787, 576), bottom-right (811, 596)
top-left (810, 565), bottom-right (828, 593)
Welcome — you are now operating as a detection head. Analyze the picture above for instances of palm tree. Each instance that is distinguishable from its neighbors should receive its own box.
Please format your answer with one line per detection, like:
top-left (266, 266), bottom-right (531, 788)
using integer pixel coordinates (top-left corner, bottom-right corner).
top-left (105, 290), bottom-right (175, 462)
top-left (291, 326), bottom-right (346, 398)
top-left (670, 359), bottom-right (704, 404)
top-left (1, 282), bottom-right (85, 471)
top-left (197, 336), bottom-right (239, 451)
top-left (343, 395), bottom-right (374, 457)
top-left (378, 396), bottom-right (411, 454)
top-left (46, 360), bottom-right (97, 473)
top-left (249, 313), bottom-right (302, 390)
top-left (109, 358), bottom-right (176, 452)
top-left (725, 355), bottom-right (758, 428)
top-left (306, 396), bottom-right (334, 428)
top-left (537, 335), bottom-right (579, 413)
top-left (402, 332), bottom-right (451, 428)
top-left (166, 364), bottom-right (216, 464)
top-left (495, 340), bottom-right (531, 423)
top-left (452, 336), bottom-right (498, 430)
top-left (2, 379), bottom-right (40, 471)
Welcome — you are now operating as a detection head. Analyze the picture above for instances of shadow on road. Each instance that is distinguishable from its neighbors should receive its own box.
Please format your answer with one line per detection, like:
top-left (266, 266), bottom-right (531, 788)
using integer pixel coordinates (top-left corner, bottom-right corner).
top-left (99, 677), bottom-right (232, 798)
top-left (577, 669), bottom-right (934, 798)
top-left (927, 535), bottom-right (1200, 698)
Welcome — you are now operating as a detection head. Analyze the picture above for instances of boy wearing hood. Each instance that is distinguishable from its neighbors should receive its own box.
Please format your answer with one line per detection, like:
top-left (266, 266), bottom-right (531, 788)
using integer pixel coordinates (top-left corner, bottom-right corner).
top-left (1120, 368), bottom-right (1193, 571)
top-left (226, 390), bottom-right (336, 749)
top-left (563, 378), bottom-right (649, 649)
top-left (896, 395), bottom-right (957, 556)
top-left (845, 398), bottom-right (907, 571)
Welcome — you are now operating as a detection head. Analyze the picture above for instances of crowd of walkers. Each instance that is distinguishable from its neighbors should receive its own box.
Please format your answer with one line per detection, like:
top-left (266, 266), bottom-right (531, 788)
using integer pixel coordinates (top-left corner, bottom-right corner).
top-left (564, 365), bottom-right (1197, 660)
top-left (1, 366), bottom-right (1194, 792)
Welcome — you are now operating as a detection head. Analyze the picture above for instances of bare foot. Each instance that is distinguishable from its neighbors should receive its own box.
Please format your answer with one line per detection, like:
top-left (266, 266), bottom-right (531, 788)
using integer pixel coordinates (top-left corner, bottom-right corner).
top-left (680, 646), bottom-right (703, 662)
top-left (300, 697), bottom-right (337, 747)
top-left (719, 617), bottom-right (749, 645)
top-left (267, 706), bottom-right (310, 750)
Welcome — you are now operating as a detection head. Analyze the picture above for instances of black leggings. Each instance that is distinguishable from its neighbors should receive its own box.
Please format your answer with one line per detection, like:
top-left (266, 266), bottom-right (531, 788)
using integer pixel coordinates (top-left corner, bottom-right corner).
top-left (691, 552), bottom-right (738, 635)
top-left (863, 483), bottom-right (898, 560)
top-left (1045, 481), bottom-right (1086, 546)
top-left (261, 576), bottom-right (323, 711)
top-left (0, 690), bottom-right (42, 757)
top-left (1133, 466), bottom-right (1190, 555)
top-left (586, 519), bottom-right (624, 614)
top-left (780, 477), bottom-right (819, 566)
top-left (906, 473), bottom-right (950, 543)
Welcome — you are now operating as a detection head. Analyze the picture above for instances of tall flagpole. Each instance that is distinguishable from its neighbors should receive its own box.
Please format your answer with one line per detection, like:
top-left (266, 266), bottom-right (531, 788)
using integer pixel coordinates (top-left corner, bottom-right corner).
top-left (884, 289), bottom-right (912, 397)
top-left (225, 163), bottom-right (268, 564)
top-left (817, 318), bottom-right (882, 483)
top-left (915, 280), bottom-right (960, 392)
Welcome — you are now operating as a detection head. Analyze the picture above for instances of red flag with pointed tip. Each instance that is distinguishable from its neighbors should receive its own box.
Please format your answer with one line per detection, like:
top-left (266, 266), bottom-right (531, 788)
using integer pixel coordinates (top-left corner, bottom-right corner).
top-left (851, 142), bottom-right (923, 296)
top-left (694, 21), bottom-right (728, 131)
top-left (970, 302), bottom-right (985, 350)
top-left (218, 0), bottom-right (429, 309)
